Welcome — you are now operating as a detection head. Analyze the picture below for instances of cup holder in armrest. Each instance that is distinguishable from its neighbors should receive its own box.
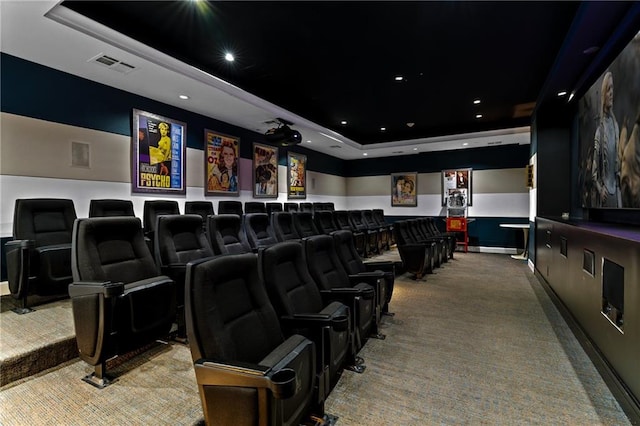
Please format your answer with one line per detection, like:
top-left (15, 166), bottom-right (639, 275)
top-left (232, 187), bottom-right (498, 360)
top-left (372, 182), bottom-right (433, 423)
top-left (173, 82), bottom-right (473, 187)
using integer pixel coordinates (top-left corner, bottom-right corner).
top-left (269, 368), bottom-right (297, 399)
top-left (331, 314), bottom-right (349, 332)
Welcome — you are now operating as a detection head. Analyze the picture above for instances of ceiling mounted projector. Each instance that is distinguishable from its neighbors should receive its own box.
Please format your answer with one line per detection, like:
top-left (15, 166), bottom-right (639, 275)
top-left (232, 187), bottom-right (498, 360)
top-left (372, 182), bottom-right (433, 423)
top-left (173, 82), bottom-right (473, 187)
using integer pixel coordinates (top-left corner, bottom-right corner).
top-left (265, 119), bottom-right (302, 146)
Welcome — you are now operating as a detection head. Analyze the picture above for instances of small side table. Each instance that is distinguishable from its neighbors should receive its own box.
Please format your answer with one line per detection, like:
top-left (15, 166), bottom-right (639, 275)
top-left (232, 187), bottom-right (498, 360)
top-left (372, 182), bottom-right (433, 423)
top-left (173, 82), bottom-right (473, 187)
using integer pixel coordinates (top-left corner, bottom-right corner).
top-left (499, 223), bottom-right (529, 260)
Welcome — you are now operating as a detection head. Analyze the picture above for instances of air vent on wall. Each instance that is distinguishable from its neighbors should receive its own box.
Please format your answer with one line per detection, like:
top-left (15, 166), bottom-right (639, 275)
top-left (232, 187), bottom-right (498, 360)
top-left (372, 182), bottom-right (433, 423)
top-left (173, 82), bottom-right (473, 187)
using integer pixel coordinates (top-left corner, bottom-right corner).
top-left (88, 53), bottom-right (136, 74)
top-left (487, 141), bottom-right (502, 146)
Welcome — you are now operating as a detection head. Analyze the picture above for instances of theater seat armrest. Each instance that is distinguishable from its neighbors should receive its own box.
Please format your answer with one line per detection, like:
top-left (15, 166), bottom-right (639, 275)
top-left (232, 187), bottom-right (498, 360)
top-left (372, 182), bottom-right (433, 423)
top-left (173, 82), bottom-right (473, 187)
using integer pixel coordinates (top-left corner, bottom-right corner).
top-left (363, 261), bottom-right (394, 272)
top-left (348, 273), bottom-right (382, 288)
top-left (68, 281), bottom-right (125, 298)
top-left (195, 359), bottom-right (296, 399)
top-left (284, 313), bottom-right (349, 332)
top-left (5, 239), bottom-right (35, 251)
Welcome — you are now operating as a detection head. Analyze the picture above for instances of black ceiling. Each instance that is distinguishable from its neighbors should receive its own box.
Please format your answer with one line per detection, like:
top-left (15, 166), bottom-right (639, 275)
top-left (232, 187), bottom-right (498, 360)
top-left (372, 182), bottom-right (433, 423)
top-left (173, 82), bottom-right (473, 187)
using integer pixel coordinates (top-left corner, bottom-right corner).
top-left (62, 1), bottom-right (635, 145)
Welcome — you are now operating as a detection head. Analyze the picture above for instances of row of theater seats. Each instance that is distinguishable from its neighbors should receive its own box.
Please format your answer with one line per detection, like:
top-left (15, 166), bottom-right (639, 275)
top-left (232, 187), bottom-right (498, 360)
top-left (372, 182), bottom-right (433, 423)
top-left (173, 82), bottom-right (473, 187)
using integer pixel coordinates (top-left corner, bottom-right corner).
top-left (184, 232), bottom-right (396, 425)
top-left (7, 198), bottom-right (396, 424)
top-left (4, 199), bottom-right (395, 314)
top-left (392, 218), bottom-right (459, 279)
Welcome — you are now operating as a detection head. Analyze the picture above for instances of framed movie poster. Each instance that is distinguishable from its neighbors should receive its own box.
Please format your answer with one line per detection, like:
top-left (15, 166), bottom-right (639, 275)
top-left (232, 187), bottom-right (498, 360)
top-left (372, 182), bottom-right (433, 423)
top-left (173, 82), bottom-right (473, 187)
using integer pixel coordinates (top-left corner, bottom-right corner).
top-left (205, 129), bottom-right (240, 196)
top-left (287, 152), bottom-right (307, 199)
top-left (442, 168), bottom-right (472, 206)
top-left (132, 109), bottom-right (186, 195)
top-left (391, 172), bottom-right (418, 207)
top-left (253, 143), bottom-right (279, 198)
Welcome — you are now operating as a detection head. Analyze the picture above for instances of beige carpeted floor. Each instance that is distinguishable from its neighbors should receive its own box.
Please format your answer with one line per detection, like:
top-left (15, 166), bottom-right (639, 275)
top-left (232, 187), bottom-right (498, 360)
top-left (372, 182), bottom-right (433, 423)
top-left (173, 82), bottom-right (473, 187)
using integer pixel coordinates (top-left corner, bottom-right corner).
top-left (0, 251), bottom-right (631, 425)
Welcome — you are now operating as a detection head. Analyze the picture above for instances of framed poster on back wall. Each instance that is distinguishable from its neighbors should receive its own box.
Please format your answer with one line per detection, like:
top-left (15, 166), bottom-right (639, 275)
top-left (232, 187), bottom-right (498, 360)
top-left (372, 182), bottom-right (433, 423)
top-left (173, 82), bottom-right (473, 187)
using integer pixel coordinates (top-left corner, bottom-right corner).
top-left (288, 152), bottom-right (307, 199)
top-left (132, 109), bottom-right (186, 195)
top-left (205, 129), bottom-right (240, 196)
top-left (253, 143), bottom-right (279, 198)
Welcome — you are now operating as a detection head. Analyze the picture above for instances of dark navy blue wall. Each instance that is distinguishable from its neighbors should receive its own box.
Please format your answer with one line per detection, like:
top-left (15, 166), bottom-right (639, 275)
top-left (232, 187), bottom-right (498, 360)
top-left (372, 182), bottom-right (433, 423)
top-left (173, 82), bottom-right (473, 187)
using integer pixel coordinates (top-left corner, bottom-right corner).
top-left (346, 144), bottom-right (529, 176)
top-left (0, 53), bottom-right (347, 176)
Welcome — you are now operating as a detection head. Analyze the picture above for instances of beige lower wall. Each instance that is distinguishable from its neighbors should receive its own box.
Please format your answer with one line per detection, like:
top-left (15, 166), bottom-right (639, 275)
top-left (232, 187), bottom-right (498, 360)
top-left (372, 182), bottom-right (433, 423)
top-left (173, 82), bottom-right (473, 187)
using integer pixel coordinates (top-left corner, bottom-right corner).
top-left (347, 168), bottom-right (527, 197)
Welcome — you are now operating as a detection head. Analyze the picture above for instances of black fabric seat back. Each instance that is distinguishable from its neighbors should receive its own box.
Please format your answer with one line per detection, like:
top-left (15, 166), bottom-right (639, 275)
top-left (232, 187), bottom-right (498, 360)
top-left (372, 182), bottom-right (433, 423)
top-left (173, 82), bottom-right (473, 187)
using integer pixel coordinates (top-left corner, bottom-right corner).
top-left (395, 220), bottom-right (416, 245)
top-left (312, 202), bottom-right (325, 214)
top-left (218, 200), bottom-right (243, 216)
top-left (155, 214), bottom-right (213, 338)
top-left (272, 211), bottom-right (301, 242)
top-left (13, 198), bottom-right (77, 247)
top-left (362, 210), bottom-right (378, 229)
top-left (7, 198), bottom-right (77, 305)
top-left (323, 202), bottom-right (335, 211)
top-left (299, 202), bottom-right (313, 213)
top-left (244, 213), bottom-right (278, 249)
top-left (184, 201), bottom-right (214, 222)
top-left (245, 201), bottom-right (267, 214)
top-left (73, 217), bottom-right (160, 283)
top-left (284, 202), bottom-right (299, 212)
top-left (266, 202), bottom-right (284, 216)
top-left (314, 211), bottom-right (339, 234)
top-left (186, 253), bottom-right (289, 362)
top-left (89, 199), bottom-right (135, 217)
top-left (258, 241), bottom-right (326, 318)
top-left (155, 214), bottom-right (213, 266)
top-left (303, 235), bottom-right (353, 291)
top-left (185, 253), bottom-right (316, 426)
top-left (348, 210), bottom-right (367, 231)
top-left (372, 209), bottom-right (387, 226)
top-left (207, 214), bottom-right (250, 255)
top-left (292, 212), bottom-right (319, 238)
top-left (143, 200), bottom-right (180, 236)
top-left (331, 230), bottom-right (367, 275)
top-left (333, 210), bottom-right (352, 231)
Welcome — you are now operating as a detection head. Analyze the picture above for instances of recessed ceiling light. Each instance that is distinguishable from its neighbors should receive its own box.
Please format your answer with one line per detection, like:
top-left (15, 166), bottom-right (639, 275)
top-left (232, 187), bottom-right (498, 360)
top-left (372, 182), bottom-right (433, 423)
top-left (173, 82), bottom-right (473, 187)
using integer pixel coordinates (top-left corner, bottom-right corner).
top-left (475, 114), bottom-right (483, 119)
top-left (473, 99), bottom-right (481, 104)
top-left (341, 121), bottom-right (347, 125)
top-left (380, 127), bottom-right (386, 131)
top-left (363, 153), bottom-right (368, 156)
top-left (462, 142), bottom-right (469, 146)
top-left (413, 147), bottom-right (418, 151)
top-left (406, 122), bottom-right (415, 128)
top-left (306, 140), bottom-right (312, 143)
top-left (179, 94), bottom-right (189, 100)
top-left (395, 76), bottom-right (403, 81)
top-left (557, 91), bottom-right (567, 97)
top-left (224, 52), bottom-right (235, 62)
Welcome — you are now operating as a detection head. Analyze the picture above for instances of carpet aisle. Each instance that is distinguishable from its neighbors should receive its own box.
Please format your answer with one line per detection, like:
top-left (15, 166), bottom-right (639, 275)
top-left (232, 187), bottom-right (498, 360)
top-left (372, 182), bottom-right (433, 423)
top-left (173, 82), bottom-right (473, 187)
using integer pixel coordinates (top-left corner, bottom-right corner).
top-left (0, 251), bottom-right (630, 425)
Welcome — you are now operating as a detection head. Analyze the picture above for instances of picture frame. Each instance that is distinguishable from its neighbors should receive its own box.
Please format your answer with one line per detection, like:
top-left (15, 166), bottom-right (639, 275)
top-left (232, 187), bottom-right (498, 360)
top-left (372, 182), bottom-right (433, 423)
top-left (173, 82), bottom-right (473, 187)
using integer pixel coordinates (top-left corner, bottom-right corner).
top-left (132, 109), bottom-right (186, 195)
top-left (391, 172), bottom-right (418, 207)
top-left (287, 152), bottom-right (307, 199)
top-left (253, 142), bottom-right (279, 198)
top-left (442, 168), bottom-right (472, 206)
top-left (204, 129), bottom-right (240, 196)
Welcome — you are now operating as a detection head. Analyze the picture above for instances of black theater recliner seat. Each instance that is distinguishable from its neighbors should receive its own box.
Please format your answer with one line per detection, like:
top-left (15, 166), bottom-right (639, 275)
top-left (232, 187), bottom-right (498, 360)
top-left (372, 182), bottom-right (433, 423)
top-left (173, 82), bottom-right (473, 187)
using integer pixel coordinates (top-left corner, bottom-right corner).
top-left (143, 200), bottom-right (180, 254)
top-left (155, 214), bottom-right (214, 340)
top-left (184, 201), bottom-right (214, 222)
top-left (393, 220), bottom-right (435, 279)
top-left (292, 211), bottom-right (320, 238)
top-left (244, 212), bottom-right (278, 250)
top-left (272, 211), bottom-right (302, 242)
top-left (185, 253), bottom-right (322, 426)
top-left (69, 217), bottom-right (176, 388)
top-left (206, 214), bottom-right (251, 254)
top-left (303, 234), bottom-right (383, 350)
top-left (332, 229), bottom-right (396, 316)
top-left (259, 241), bottom-right (355, 397)
top-left (5, 198), bottom-right (77, 314)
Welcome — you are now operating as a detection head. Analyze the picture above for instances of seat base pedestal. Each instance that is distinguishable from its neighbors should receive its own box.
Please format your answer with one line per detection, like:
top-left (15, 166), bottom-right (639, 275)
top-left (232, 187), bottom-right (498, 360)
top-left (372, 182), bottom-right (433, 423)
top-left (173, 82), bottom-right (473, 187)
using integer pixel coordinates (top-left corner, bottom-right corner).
top-left (82, 372), bottom-right (115, 389)
top-left (346, 364), bottom-right (366, 374)
top-left (12, 306), bottom-right (34, 315)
